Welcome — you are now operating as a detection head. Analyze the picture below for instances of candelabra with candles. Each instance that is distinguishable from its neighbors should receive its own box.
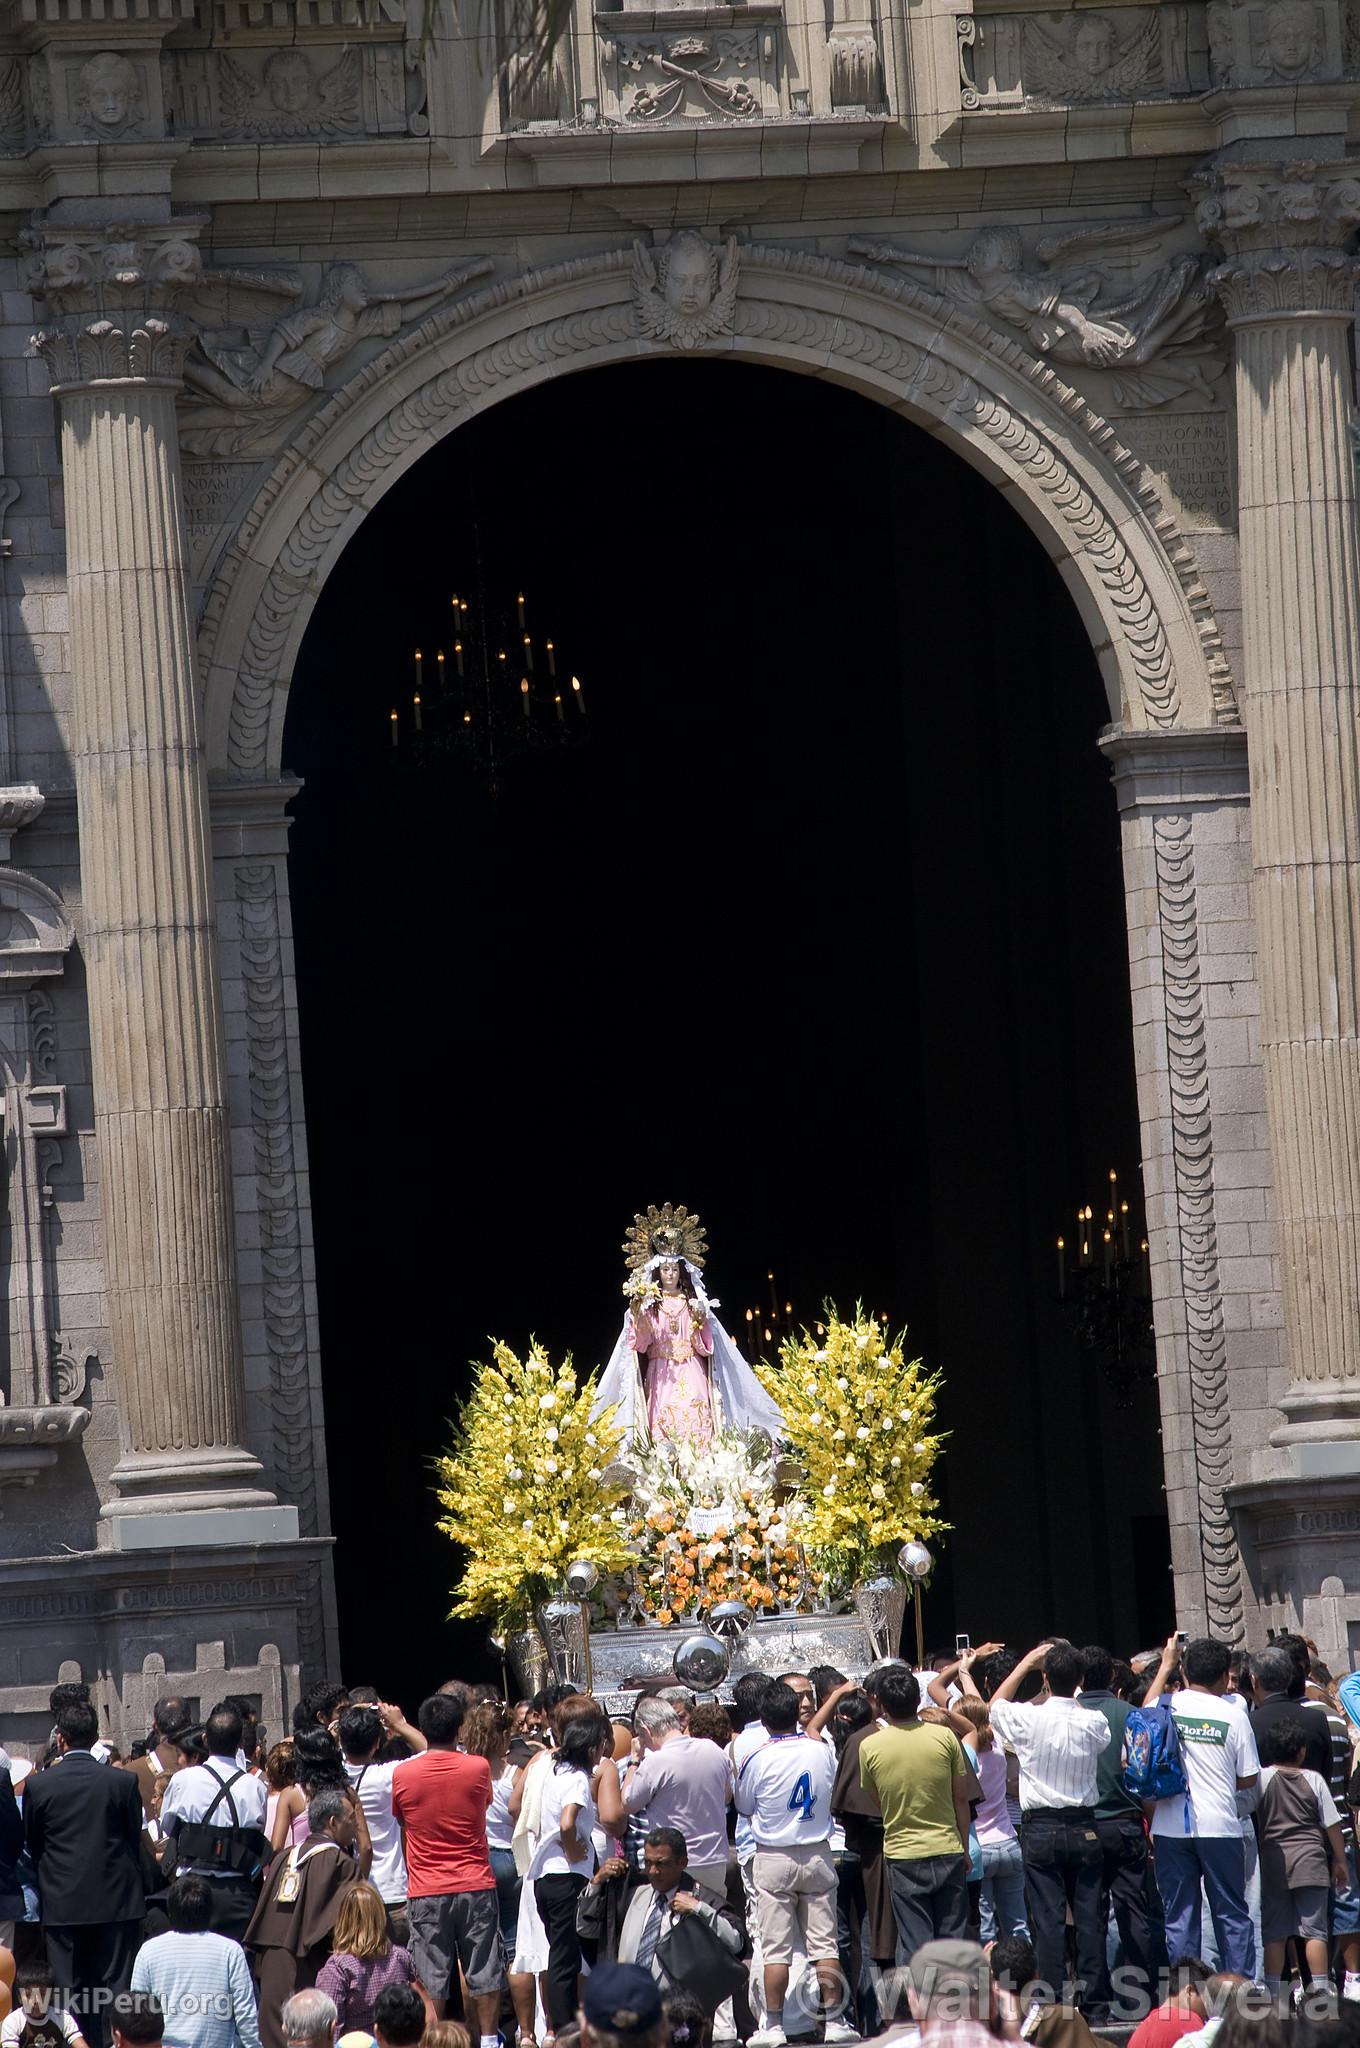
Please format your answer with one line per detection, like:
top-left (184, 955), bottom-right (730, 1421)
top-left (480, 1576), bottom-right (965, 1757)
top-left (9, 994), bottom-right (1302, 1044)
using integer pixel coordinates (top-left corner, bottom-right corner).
top-left (1056, 1167), bottom-right (1155, 1406)
top-left (388, 585), bottom-right (587, 793)
top-left (742, 1275), bottom-right (891, 1354)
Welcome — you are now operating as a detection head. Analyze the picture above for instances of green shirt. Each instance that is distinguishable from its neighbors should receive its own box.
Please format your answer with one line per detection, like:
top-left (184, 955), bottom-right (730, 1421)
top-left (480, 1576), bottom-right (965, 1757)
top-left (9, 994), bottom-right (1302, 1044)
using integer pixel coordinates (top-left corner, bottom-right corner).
top-left (859, 1720), bottom-right (967, 1861)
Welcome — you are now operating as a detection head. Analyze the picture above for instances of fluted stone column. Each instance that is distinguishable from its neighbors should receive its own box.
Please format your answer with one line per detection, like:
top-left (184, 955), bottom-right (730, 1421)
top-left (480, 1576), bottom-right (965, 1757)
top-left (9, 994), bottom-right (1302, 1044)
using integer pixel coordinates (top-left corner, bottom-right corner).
top-left (1195, 158), bottom-right (1360, 1441)
top-left (27, 222), bottom-right (277, 1525)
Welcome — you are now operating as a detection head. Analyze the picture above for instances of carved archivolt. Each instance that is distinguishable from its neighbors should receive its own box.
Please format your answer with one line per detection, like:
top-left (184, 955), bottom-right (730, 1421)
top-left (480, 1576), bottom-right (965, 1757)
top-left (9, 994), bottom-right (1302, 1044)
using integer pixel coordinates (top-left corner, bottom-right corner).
top-left (1154, 811), bottom-right (1245, 1641)
top-left (234, 863), bottom-right (319, 1544)
top-left (198, 245), bottom-right (1237, 779)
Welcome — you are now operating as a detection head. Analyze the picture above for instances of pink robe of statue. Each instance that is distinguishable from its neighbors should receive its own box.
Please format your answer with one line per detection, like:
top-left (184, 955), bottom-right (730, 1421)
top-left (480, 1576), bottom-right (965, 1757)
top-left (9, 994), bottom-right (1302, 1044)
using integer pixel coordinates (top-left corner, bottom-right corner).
top-left (628, 1296), bottom-right (716, 1446)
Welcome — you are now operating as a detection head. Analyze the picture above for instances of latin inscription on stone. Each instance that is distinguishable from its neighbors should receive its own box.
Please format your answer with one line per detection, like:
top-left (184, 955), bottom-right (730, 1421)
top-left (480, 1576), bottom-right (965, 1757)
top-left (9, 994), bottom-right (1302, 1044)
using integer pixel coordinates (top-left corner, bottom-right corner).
top-left (1123, 410), bottom-right (1235, 532)
top-left (183, 462), bottom-right (257, 569)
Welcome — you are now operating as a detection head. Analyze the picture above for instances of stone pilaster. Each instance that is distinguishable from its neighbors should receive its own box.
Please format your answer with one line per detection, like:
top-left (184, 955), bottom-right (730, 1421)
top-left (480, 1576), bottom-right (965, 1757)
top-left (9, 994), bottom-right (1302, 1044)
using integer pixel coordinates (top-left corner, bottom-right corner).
top-left (1193, 157), bottom-right (1360, 1443)
top-left (26, 221), bottom-right (277, 1526)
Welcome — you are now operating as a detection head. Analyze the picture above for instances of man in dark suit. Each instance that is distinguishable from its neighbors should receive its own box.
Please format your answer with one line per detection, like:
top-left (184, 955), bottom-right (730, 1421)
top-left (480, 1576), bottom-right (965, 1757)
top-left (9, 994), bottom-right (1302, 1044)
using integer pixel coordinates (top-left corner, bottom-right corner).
top-left (24, 1701), bottom-right (145, 2046)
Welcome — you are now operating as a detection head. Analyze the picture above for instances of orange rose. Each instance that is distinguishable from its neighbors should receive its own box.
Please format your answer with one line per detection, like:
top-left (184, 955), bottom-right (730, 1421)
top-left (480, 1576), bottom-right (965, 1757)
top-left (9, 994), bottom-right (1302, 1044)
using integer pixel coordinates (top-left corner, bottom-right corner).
top-left (658, 1607), bottom-right (674, 1626)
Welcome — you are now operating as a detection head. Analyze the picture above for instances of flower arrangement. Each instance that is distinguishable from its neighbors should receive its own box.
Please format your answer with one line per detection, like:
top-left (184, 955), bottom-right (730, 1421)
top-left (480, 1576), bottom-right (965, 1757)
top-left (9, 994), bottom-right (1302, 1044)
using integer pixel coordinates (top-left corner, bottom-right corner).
top-left (625, 1429), bottom-right (818, 1622)
top-left (755, 1306), bottom-right (946, 1595)
top-left (436, 1339), bottom-right (636, 1626)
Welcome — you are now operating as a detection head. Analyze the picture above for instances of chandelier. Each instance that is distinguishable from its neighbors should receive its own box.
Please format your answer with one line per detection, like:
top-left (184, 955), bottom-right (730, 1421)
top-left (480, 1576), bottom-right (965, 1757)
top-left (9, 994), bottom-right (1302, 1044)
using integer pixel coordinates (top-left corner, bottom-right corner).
top-left (388, 583), bottom-right (586, 791)
top-left (742, 1274), bottom-right (890, 1353)
top-left (1056, 1167), bottom-right (1155, 1406)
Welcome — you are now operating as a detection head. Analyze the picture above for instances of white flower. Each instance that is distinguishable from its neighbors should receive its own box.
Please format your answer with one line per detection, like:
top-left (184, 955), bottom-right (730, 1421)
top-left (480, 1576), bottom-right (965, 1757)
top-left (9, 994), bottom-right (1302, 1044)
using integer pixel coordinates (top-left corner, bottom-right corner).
top-left (539, 1393), bottom-right (557, 1410)
top-left (804, 1380), bottom-right (818, 1396)
top-left (881, 1419), bottom-right (893, 1432)
top-left (833, 1429), bottom-right (846, 1442)
top-left (587, 1467), bottom-right (602, 1481)
top-left (544, 1457), bottom-right (559, 1474)
top-left (545, 1426), bottom-right (559, 1443)
top-left (814, 1349), bottom-right (829, 1362)
top-left (877, 1357), bottom-right (893, 1369)
top-left (510, 1467), bottom-right (524, 1481)
top-left (891, 1455), bottom-right (901, 1468)
top-left (503, 1496), bottom-right (517, 1513)
top-left (836, 1376), bottom-right (850, 1390)
top-left (610, 1507), bottom-right (626, 1523)
top-left (856, 1333), bottom-right (870, 1350)
top-left (871, 1481), bottom-right (886, 1501)
top-left (912, 1481), bottom-right (925, 1497)
top-left (809, 1412), bottom-right (823, 1428)
top-left (899, 1409), bottom-right (912, 1421)
top-left (822, 1482), bottom-right (836, 1498)
top-left (585, 1432), bottom-right (597, 1446)
top-left (558, 1518), bottom-right (570, 1534)
top-left (590, 1512), bottom-right (602, 1524)
top-left (844, 1453), bottom-right (857, 1469)
top-left (503, 1393), bottom-right (514, 1406)
top-left (522, 1517), bottom-right (534, 1531)
top-left (856, 1426), bottom-right (870, 1440)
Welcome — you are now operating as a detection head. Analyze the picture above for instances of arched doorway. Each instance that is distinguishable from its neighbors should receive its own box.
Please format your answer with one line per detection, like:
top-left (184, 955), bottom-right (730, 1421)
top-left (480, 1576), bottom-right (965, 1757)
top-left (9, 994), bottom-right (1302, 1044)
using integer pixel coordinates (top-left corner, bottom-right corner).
top-left (277, 355), bottom-right (1171, 1693)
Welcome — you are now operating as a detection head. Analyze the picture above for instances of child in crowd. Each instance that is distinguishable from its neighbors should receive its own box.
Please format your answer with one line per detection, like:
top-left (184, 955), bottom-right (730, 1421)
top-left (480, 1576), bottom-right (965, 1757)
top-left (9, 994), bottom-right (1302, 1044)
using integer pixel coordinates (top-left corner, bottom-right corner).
top-left (315, 1881), bottom-right (429, 2037)
top-left (1, 1964), bottom-right (90, 2048)
top-left (1257, 1714), bottom-right (1349, 1995)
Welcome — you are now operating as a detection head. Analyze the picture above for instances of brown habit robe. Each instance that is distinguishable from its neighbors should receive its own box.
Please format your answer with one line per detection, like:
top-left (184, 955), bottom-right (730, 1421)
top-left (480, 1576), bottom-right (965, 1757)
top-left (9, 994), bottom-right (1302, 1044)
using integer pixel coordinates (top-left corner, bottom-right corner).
top-left (831, 1723), bottom-right (896, 1966)
top-left (246, 1834), bottom-right (361, 2048)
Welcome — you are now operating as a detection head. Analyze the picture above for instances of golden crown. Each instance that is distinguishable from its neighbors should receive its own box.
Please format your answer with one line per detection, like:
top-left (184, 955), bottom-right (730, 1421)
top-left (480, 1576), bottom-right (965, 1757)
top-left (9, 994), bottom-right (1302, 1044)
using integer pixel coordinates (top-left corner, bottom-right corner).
top-left (622, 1203), bottom-right (708, 1275)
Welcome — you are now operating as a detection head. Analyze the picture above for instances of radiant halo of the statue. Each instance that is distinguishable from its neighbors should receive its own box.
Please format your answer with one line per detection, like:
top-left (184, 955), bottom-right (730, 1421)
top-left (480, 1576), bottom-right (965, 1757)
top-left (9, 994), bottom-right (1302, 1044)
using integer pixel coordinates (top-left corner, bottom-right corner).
top-left (434, 1203), bottom-right (947, 1698)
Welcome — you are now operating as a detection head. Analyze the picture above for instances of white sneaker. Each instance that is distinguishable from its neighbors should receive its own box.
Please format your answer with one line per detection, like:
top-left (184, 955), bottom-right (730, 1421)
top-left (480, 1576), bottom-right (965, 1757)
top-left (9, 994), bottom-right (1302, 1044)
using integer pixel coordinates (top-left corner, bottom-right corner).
top-left (822, 2024), bottom-right (860, 2044)
top-left (748, 2029), bottom-right (788, 2048)
top-left (1344, 1979), bottom-right (1360, 2004)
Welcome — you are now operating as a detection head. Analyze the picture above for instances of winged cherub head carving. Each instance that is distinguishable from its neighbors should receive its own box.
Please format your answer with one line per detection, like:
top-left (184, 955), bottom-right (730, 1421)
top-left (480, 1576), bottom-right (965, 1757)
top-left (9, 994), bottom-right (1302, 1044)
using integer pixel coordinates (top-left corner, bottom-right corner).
top-left (631, 231), bottom-right (741, 349)
top-left (77, 51), bottom-right (142, 134)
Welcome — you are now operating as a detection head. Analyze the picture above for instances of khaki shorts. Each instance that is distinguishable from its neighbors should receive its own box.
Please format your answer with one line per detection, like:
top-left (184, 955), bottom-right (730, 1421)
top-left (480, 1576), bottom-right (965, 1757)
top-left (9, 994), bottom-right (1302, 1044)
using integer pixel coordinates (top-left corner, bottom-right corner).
top-left (751, 1841), bottom-right (838, 1964)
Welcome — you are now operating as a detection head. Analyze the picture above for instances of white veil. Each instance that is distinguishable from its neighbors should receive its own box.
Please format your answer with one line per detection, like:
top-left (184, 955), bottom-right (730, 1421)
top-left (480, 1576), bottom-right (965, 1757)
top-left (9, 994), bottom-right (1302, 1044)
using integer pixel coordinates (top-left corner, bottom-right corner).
top-left (592, 1254), bottom-right (785, 1447)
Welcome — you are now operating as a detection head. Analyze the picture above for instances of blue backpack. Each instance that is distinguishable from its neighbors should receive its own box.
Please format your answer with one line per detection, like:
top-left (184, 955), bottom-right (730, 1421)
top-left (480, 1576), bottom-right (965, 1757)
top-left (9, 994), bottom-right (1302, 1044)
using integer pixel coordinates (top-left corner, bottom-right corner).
top-left (1121, 1698), bottom-right (1188, 1803)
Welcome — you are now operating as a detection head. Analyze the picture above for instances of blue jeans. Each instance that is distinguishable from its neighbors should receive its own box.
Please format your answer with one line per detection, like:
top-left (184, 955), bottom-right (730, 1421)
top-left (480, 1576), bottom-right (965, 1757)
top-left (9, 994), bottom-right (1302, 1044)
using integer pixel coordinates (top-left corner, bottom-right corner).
top-left (979, 1839), bottom-right (1028, 1943)
top-left (1154, 1833), bottom-right (1255, 1978)
top-left (489, 1846), bottom-right (521, 1949)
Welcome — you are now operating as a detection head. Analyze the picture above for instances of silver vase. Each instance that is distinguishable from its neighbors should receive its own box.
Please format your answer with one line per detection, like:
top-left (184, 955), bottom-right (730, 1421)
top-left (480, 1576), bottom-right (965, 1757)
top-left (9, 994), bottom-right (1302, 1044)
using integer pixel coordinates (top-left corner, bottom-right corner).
top-left (854, 1574), bottom-right (907, 1662)
top-left (506, 1626), bottom-right (550, 1698)
top-left (535, 1598), bottom-right (593, 1690)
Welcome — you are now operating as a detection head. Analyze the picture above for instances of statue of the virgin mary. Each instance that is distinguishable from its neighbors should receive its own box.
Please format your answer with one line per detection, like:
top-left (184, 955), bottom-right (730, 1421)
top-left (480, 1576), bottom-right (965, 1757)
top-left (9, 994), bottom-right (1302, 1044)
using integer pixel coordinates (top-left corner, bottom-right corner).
top-left (594, 1204), bottom-right (785, 1451)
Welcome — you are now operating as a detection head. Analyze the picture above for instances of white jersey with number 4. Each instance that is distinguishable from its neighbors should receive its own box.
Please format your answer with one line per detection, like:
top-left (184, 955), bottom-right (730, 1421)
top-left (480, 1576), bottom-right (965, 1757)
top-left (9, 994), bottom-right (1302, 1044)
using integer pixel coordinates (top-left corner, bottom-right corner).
top-left (734, 1732), bottom-right (836, 1847)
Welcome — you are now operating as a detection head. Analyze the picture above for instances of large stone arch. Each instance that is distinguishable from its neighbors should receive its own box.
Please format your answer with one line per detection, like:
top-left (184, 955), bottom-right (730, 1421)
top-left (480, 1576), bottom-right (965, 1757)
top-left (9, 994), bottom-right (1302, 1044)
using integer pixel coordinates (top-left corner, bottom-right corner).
top-left (197, 244), bottom-right (1237, 776)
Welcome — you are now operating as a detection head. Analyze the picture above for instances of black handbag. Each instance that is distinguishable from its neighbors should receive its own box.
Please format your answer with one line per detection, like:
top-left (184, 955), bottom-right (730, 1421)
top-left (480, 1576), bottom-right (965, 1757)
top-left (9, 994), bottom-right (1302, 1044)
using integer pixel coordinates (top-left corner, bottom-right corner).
top-left (655, 1906), bottom-right (748, 2014)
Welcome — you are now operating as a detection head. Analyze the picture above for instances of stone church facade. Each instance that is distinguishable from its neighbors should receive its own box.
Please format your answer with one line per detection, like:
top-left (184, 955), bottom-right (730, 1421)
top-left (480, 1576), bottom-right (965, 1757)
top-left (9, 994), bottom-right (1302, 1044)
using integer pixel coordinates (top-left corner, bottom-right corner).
top-left (0, 0), bottom-right (1351, 1738)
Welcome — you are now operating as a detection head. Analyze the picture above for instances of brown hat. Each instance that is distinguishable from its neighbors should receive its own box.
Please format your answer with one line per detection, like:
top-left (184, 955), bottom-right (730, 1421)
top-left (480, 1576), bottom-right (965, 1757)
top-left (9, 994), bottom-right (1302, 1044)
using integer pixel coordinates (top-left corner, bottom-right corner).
top-left (906, 1939), bottom-right (991, 1995)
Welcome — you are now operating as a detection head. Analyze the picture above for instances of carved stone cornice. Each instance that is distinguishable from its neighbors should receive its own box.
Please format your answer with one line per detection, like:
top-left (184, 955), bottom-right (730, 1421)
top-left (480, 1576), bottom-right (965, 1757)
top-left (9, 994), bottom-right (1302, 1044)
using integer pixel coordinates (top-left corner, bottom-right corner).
top-left (23, 219), bottom-right (203, 393)
top-left (1192, 156), bottom-right (1360, 322)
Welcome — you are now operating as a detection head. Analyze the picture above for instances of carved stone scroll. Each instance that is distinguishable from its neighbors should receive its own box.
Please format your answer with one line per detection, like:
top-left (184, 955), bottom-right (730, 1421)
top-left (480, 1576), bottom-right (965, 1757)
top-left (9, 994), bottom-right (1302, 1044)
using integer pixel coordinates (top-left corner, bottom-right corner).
top-left (1154, 813), bottom-right (1245, 1641)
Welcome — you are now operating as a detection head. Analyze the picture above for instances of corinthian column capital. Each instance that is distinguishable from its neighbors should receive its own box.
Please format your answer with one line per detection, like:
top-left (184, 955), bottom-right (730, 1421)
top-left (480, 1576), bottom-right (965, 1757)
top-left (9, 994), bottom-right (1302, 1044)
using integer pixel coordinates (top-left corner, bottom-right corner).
top-left (22, 218), bottom-right (204, 392)
top-left (1191, 156), bottom-right (1360, 321)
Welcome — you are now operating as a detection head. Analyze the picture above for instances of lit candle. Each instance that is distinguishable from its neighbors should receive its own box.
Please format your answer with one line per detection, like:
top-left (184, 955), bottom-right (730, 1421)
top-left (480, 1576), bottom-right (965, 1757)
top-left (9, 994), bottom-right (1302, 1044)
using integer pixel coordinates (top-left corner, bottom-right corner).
top-left (436, 649), bottom-right (446, 693)
top-left (1119, 1199), bottom-right (1130, 1258)
top-left (497, 651), bottom-right (507, 674)
top-left (554, 693), bottom-right (564, 724)
top-left (517, 592), bottom-right (526, 629)
top-left (768, 1270), bottom-right (777, 1316)
top-left (1142, 1237), bottom-right (1151, 1288)
top-left (1057, 1235), bottom-right (1066, 1297)
top-left (414, 647), bottom-right (423, 692)
top-left (462, 710), bottom-right (472, 727)
top-left (1103, 1228), bottom-right (1112, 1277)
top-left (450, 592), bottom-right (458, 619)
top-left (546, 639), bottom-right (557, 678)
top-left (460, 600), bottom-right (469, 631)
top-left (413, 692), bottom-right (423, 732)
top-left (523, 633), bottom-right (534, 674)
top-left (454, 639), bottom-right (464, 678)
top-left (571, 674), bottom-right (585, 717)
top-left (389, 708), bottom-right (398, 748)
top-left (520, 676), bottom-right (531, 720)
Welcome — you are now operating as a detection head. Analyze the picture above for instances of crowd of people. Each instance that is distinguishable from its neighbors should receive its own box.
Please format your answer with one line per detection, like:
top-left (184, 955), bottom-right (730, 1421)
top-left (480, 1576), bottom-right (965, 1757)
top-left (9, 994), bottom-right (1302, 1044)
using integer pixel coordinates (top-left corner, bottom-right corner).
top-left (5, 1630), bottom-right (1360, 2048)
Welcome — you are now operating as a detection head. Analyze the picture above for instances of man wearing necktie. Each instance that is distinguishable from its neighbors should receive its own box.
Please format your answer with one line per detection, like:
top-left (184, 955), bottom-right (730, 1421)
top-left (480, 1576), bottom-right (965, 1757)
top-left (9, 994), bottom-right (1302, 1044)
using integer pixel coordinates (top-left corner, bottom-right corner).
top-left (618, 1830), bottom-right (744, 1984)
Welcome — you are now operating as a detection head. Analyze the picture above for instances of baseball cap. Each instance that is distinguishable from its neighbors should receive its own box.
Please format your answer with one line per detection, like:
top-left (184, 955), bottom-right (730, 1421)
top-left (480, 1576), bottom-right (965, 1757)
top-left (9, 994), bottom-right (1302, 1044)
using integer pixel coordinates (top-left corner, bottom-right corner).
top-left (581, 1964), bottom-right (663, 2036)
top-left (907, 1938), bottom-right (991, 1993)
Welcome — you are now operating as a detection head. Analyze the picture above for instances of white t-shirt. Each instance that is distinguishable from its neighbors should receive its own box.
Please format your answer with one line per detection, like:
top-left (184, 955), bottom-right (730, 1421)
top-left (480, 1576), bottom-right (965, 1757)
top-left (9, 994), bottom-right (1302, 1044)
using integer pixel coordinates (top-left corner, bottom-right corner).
top-left (731, 1722), bottom-right (769, 1858)
top-left (161, 1757), bottom-right (268, 1831)
top-left (3, 2010), bottom-right (81, 2048)
top-left (346, 1758), bottom-right (407, 1904)
top-left (1150, 1688), bottom-right (1260, 1839)
top-left (529, 1766), bottom-right (597, 1879)
top-left (734, 1731), bottom-right (836, 1848)
top-left (487, 1765), bottom-right (515, 1853)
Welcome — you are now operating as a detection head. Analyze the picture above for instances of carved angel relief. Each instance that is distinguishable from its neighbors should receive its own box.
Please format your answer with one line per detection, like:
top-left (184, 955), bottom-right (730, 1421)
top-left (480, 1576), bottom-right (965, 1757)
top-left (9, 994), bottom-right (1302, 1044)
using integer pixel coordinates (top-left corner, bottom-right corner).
top-left (1207, 0), bottom-right (1333, 79)
top-left (632, 232), bottom-right (740, 348)
top-left (178, 257), bottom-right (494, 457)
top-left (1022, 10), bottom-right (1163, 97)
top-left (850, 220), bottom-right (1223, 407)
top-left (220, 46), bottom-right (362, 139)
